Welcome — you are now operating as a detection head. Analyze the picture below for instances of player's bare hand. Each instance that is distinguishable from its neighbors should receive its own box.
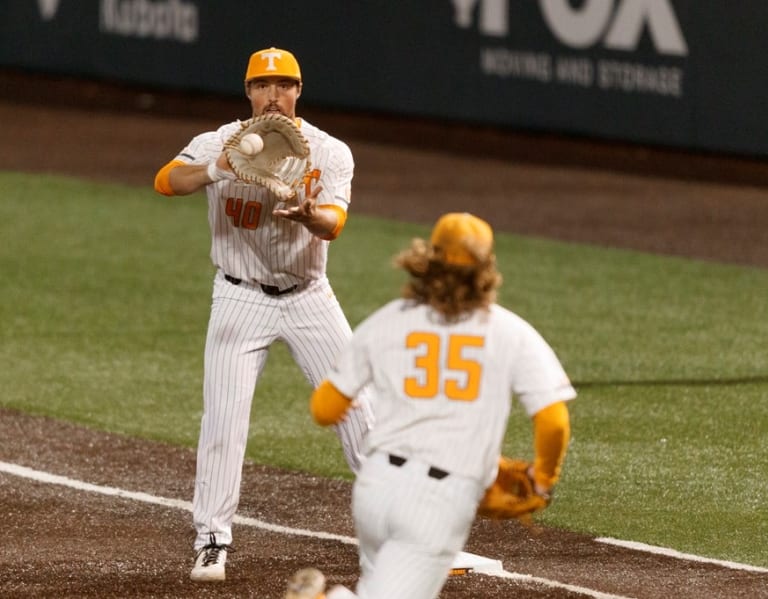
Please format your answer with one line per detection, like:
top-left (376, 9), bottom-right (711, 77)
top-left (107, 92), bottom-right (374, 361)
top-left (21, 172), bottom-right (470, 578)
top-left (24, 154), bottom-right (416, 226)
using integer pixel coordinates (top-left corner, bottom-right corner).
top-left (273, 184), bottom-right (323, 222)
top-left (273, 183), bottom-right (340, 239)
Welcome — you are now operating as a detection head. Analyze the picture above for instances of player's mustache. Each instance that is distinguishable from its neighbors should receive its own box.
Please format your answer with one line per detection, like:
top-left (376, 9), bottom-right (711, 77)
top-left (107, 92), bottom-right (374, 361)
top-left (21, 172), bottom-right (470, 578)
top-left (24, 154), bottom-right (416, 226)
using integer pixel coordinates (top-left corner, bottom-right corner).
top-left (263, 104), bottom-right (283, 115)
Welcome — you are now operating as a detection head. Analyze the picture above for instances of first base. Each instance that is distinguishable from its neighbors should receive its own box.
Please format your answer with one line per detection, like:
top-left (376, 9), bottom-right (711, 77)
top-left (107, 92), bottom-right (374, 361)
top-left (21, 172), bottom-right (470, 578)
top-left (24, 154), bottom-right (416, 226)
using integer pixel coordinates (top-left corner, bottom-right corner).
top-left (449, 551), bottom-right (503, 575)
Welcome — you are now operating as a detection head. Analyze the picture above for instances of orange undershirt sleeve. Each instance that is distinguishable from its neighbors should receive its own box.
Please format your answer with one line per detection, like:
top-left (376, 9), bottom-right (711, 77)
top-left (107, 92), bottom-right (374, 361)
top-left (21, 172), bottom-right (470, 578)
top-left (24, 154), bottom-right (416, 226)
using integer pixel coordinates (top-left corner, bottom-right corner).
top-left (310, 379), bottom-right (353, 426)
top-left (154, 159), bottom-right (186, 196)
top-left (317, 204), bottom-right (347, 240)
top-left (532, 401), bottom-right (571, 490)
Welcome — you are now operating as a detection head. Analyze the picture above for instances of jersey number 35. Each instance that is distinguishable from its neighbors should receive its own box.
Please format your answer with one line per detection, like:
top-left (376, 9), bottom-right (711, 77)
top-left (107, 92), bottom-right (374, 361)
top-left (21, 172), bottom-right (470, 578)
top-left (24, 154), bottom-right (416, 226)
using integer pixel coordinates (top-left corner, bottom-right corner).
top-left (404, 332), bottom-right (485, 402)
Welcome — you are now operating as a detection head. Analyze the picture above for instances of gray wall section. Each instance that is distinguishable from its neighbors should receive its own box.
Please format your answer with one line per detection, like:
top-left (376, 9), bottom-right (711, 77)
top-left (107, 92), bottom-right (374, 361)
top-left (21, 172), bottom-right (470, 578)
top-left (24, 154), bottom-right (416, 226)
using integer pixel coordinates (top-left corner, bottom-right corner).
top-left (3, 1), bottom-right (767, 157)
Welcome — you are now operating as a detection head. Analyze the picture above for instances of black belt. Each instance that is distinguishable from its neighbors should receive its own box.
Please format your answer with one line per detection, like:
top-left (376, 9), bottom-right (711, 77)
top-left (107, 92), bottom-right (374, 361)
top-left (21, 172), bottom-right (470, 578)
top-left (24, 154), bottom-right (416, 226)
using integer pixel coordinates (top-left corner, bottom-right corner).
top-left (388, 454), bottom-right (449, 480)
top-left (224, 274), bottom-right (298, 296)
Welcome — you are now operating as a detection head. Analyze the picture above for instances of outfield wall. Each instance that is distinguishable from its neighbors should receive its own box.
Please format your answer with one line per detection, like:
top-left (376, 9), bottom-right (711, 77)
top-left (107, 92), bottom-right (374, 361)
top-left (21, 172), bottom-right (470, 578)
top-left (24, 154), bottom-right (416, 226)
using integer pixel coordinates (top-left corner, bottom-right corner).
top-left (2, 1), bottom-right (768, 157)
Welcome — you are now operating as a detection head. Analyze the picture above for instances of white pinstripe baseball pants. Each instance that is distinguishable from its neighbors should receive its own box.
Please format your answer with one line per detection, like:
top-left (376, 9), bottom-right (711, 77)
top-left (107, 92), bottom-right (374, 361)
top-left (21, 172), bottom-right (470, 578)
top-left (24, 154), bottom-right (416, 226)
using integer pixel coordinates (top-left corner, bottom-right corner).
top-left (192, 271), bottom-right (373, 548)
top-left (350, 451), bottom-right (484, 599)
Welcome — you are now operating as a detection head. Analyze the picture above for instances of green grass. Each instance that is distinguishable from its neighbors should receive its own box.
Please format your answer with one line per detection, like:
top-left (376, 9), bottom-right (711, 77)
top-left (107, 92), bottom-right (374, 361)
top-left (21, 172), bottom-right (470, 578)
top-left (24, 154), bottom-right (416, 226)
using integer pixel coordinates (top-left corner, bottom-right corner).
top-left (1, 171), bottom-right (767, 568)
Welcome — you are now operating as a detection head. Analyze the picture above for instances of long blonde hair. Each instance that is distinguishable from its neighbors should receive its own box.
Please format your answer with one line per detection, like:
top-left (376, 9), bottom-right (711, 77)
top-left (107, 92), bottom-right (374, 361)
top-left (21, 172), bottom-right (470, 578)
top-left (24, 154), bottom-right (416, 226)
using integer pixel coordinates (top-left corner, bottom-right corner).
top-left (395, 238), bottom-right (502, 322)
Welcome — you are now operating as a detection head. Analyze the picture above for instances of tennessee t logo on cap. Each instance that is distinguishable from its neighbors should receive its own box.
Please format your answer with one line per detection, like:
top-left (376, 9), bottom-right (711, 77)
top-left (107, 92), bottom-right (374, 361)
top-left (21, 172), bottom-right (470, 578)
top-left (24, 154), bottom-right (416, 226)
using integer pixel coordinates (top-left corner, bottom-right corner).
top-left (245, 47), bottom-right (302, 82)
top-left (260, 50), bottom-right (282, 71)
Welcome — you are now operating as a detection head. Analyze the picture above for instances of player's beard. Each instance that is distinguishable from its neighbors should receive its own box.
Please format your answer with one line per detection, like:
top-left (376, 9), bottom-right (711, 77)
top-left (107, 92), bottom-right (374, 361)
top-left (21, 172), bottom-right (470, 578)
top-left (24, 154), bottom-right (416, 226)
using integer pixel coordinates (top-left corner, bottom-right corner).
top-left (259, 100), bottom-right (296, 119)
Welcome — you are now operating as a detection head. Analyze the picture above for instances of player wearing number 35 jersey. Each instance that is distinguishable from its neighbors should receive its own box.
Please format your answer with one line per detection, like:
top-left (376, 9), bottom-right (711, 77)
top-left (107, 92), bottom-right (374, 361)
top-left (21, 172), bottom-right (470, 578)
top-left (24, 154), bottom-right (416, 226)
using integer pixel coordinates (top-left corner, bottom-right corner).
top-left (153, 47), bottom-right (373, 583)
top-left (306, 213), bottom-right (576, 599)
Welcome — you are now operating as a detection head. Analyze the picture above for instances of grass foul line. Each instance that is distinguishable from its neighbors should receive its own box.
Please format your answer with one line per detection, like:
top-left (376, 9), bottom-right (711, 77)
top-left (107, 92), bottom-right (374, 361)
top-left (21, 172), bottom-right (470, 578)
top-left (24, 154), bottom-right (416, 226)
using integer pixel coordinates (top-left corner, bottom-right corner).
top-left (488, 571), bottom-right (636, 599)
top-left (0, 461), bottom-right (636, 598)
top-left (596, 537), bottom-right (768, 574)
top-left (0, 461), bottom-right (355, 544)
top-left (3, 460), bottom-right (744, 598)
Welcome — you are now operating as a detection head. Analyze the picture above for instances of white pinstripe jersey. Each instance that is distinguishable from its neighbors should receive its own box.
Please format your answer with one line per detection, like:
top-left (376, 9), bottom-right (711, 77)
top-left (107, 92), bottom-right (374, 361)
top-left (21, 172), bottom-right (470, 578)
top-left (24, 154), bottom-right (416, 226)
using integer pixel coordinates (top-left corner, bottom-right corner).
top-left (174, 119), bottom-right (353, 288)
top-left (328, 299), bottom-right (577, 487)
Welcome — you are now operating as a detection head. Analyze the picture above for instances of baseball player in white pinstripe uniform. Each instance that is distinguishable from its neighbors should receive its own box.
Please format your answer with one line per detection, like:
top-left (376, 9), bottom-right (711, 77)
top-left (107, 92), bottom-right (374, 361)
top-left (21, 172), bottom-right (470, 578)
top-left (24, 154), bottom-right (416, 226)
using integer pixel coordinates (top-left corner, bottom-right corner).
top-left (298, 213), bottom-right (576, 599)
top-left (154, 47), bottom-right (373, 582)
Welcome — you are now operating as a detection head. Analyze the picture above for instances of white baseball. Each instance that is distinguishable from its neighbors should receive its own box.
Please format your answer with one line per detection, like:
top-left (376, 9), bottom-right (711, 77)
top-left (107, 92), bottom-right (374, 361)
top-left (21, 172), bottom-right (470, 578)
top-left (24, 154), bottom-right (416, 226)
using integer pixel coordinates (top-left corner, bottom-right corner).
top-left (239, 133), bottom-right (264, 155)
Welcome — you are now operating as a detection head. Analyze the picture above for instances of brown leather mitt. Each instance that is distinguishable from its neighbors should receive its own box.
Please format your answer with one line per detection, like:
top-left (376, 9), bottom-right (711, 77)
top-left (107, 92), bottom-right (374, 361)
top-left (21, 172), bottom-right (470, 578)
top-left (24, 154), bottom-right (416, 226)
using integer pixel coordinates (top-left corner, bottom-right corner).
top-left (477, 456), bottom-right (550, 522)
top-left (224, 113), bottom-right (311, 201)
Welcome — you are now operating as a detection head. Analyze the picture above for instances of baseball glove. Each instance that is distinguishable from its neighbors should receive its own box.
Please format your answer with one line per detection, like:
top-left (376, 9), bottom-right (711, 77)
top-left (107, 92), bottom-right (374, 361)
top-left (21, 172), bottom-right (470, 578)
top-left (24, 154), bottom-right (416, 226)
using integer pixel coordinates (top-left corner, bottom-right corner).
top-left (224, 113), bottom-right (311, 201)
top-left (477, 456), bottom-right (550, 522)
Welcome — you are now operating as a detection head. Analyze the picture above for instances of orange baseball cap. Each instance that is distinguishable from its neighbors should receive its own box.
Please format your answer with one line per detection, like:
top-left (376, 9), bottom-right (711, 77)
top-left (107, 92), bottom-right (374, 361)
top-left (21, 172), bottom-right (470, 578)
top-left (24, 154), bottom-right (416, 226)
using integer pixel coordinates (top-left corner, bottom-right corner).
top-left (430, 212), bottom-right (494, 266)
top-left (245, 47), bottom-right (302, 82)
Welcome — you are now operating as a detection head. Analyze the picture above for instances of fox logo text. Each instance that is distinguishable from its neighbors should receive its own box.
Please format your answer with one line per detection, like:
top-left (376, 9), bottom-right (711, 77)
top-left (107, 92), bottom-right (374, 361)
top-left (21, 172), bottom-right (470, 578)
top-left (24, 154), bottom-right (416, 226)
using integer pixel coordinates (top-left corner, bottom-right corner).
top-left (452, 0), bottom-right (688, 56)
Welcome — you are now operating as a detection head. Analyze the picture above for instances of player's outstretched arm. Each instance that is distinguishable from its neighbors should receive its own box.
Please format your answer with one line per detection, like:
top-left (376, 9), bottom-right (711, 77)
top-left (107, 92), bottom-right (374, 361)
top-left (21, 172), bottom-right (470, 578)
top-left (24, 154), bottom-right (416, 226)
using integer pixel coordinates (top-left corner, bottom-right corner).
top-left (154, 153), bottom-right (234, 196)
top-left (530, 400), bottom-right (571, 495)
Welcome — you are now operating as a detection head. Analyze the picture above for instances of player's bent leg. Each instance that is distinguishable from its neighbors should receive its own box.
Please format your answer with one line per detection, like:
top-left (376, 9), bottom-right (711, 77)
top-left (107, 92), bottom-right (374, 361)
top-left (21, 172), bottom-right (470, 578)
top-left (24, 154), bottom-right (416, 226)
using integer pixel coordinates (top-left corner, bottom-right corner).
top-left (356, 541), bottom-right (453, 599)
top-left (353, 454), bottom-right (481, 599)
top-left (282, 278), bottom-right (375, 471)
